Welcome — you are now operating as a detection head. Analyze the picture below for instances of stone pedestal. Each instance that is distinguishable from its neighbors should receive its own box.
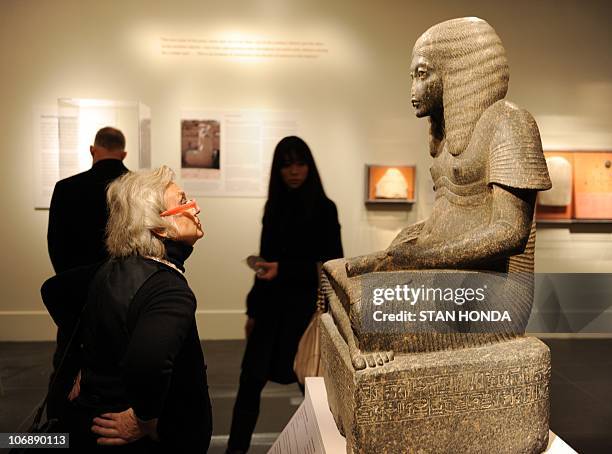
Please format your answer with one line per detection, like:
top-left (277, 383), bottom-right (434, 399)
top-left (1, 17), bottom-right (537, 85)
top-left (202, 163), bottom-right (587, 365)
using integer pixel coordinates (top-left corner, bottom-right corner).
top-left (320, 313), bottom-right (551, 454)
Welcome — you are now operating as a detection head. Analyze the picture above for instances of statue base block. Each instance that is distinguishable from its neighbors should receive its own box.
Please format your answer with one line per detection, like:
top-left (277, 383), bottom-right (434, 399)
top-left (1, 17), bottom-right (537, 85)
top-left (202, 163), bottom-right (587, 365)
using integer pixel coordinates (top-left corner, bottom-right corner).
top-left (320, 313), bottom-right (551, 453)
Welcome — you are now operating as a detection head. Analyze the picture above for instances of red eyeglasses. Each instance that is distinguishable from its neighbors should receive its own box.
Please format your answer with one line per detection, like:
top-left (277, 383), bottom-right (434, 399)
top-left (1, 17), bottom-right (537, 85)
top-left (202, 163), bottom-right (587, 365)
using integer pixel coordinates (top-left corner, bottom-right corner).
top-left (160, 200), bottom-right (198, 217)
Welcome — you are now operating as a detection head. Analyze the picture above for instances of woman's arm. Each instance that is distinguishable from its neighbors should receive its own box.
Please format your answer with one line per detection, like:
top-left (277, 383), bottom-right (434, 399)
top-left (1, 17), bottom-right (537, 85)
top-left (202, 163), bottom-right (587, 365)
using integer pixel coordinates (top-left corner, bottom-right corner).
top-left (319, 200), bottom-right (344, 262)
top-left (121, 271), bottom-right (196, 423)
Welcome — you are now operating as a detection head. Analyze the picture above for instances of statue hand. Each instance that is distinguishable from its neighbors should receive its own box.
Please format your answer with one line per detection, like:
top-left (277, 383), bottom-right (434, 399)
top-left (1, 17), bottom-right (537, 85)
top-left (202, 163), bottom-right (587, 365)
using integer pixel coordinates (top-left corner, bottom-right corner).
top-left (385, 242), bottom-right (418, 269)
top-left (345, 250), bottom-right (389, 277)
top-left (345, 235), bottom-right (425, 278)
top-left (346, 244), bottom-right (419, 276)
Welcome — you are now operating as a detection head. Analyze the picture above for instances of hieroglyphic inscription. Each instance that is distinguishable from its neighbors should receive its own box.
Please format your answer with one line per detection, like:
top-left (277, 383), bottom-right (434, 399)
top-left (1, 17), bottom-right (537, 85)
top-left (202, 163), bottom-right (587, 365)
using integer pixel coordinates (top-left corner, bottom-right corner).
top-left (356, 364), bottom-right (550, 425)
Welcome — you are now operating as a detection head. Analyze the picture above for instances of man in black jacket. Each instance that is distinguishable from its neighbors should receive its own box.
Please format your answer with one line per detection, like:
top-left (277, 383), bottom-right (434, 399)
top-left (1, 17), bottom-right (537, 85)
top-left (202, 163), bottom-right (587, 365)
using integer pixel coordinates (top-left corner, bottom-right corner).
top-left (45, 127), bottom-right (129, 421)
top-left (47, 126), bottom-right (129, 273)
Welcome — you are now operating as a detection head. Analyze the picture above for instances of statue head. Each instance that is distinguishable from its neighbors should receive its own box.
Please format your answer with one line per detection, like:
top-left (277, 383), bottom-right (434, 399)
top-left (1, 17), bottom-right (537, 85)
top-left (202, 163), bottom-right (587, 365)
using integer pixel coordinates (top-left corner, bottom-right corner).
top-left (411, 17), bottom-right (509, 156)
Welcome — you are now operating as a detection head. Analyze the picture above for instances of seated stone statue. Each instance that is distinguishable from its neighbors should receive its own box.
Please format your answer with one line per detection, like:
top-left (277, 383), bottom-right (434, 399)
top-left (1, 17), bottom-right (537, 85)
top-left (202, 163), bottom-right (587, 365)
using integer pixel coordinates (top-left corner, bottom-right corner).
top-left (323, 17), bottom-right (552, 370)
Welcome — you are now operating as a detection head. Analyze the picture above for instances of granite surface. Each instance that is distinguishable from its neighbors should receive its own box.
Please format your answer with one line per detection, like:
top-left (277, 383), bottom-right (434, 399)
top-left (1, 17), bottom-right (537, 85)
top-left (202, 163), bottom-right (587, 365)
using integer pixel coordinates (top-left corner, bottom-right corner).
top-left (321, 313), bottom-right (550, 453)
top-left (320, 17), bottom-right (552, 453)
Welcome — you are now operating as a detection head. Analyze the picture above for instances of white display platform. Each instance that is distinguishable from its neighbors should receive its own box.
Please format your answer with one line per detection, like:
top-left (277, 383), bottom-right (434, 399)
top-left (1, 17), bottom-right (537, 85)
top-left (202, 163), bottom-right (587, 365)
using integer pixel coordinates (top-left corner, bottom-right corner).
top-left (545, 432), bottom-right (578, 453)
top-left (269, 377), bottom-right (346, 453)
top-left (270, 377), bottom-right (576, 454)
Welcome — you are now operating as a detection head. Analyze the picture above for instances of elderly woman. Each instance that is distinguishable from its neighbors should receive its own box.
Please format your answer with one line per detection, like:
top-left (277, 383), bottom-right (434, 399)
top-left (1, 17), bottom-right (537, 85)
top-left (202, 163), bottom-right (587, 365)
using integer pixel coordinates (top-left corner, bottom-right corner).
top-left (46, 166), bottom-right (212, 452)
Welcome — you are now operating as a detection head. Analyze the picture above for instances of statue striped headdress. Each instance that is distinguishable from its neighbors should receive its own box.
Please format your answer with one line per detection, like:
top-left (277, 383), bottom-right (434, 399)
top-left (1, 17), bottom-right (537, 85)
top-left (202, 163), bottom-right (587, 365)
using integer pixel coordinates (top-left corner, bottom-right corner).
top-left (414, 17), bottom-right (509, 156)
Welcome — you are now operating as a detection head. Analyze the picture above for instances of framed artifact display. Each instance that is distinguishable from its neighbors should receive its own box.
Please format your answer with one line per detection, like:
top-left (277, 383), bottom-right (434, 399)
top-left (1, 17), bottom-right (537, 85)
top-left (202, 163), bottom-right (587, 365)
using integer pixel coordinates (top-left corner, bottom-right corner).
top-left (573, 152), bottom-right (612, 219)
top-left (181, 119), bottom-right (221, 170)
top-left (365, 164), bottom-right (415, 204)
top-left (536, 150), bottom-right (612, 222)
top-left (536, 152), bottom-right (574, 221)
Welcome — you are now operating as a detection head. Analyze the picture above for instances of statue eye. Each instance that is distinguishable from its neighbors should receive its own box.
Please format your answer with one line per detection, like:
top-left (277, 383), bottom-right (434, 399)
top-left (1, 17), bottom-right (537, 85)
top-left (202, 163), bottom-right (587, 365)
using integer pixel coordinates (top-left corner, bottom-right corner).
top-left (417, 68), bottom-right (427, 79)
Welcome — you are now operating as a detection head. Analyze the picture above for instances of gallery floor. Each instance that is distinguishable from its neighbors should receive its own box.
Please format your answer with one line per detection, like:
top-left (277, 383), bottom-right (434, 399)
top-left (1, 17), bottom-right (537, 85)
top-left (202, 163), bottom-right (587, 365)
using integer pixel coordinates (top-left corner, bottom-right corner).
top-left (0, 338), bottom-right (611, 454)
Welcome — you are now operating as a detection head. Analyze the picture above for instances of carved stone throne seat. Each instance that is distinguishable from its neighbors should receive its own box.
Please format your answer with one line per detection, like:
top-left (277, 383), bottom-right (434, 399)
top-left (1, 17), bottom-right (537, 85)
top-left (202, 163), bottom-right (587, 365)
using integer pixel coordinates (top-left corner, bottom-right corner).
top-left (319, 260), bottom-right (550, 454)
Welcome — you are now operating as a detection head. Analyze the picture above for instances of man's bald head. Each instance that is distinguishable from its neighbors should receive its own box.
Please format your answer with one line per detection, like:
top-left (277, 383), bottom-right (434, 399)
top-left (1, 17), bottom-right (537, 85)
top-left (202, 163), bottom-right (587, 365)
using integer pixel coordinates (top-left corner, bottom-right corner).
top-left (94, 127), bottom-right (125, 151)
top-left (91, 127), bottom-right (127, 164)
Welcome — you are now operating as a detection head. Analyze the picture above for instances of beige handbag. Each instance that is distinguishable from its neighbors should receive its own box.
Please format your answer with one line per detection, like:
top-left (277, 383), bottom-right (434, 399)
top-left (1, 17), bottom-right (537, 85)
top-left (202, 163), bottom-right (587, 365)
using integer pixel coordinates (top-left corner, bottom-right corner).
top-left (293, 289), bottom-right (325, 385)
top-left (293, 266), bottom-right (327, 385)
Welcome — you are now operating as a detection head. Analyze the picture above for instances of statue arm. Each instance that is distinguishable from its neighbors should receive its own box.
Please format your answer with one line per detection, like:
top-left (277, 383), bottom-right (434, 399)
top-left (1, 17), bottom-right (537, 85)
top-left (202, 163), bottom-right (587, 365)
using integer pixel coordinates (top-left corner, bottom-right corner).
top-left (387, 184), bottom-right (535, 269)
top-left (345, 221), bottom-right (425, 276)
top-left (399, 104), bottom-right (547, 269)
top-left (389, 220), bottom-right (426, 248)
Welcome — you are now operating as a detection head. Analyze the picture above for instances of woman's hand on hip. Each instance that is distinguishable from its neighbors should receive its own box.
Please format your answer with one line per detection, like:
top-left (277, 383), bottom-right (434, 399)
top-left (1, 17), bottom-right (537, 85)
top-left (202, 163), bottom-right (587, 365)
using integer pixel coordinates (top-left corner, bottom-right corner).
top-left (255, 261), bottom-right (278, 280)
top-left (92, 408), bottom-right (159, 445)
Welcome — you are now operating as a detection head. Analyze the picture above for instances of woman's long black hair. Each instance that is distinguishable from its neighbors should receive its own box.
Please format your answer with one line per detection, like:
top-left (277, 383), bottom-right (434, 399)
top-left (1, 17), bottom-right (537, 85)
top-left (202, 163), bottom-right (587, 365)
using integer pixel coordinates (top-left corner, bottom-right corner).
top-left (264, 136), bottom-right (327, 222)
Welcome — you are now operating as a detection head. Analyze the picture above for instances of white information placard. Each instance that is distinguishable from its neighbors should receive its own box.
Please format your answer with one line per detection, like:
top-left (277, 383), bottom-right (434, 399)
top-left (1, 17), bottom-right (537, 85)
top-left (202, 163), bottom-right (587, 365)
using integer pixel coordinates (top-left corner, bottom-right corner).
top-left (180, 110), bottom-right (298, 197)
top-left (33, 106), bottom-right (60, 209)
top-left (33, 99), bottom-right (151, 208)
top-left (269, 377), bottom-right (346, 454)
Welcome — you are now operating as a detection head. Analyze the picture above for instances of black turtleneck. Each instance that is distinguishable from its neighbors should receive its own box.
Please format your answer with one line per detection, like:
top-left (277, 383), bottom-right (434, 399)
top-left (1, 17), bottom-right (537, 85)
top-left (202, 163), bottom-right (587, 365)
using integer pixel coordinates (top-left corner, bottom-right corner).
top-left (163, 239), bottom-right (194, 273)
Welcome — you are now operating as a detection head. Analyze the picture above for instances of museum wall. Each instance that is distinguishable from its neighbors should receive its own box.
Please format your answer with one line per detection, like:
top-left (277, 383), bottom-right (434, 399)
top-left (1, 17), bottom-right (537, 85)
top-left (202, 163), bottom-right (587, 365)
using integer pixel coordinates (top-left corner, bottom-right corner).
top-left (0, 0), bottom-right (611, 340)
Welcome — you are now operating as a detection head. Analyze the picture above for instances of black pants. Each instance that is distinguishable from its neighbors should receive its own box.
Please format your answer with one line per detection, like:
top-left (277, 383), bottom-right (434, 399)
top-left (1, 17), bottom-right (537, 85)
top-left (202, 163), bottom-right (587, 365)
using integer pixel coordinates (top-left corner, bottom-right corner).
top-left (227, 371), bottom-right (304, 452)
top-left (227, 372), bottom-right (266, 452)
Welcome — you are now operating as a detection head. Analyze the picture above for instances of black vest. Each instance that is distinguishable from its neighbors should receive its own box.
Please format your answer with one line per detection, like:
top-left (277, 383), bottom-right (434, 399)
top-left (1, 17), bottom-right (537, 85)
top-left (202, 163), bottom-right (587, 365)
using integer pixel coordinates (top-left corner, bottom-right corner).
top-left (78, 256), bottom-right (165, 411)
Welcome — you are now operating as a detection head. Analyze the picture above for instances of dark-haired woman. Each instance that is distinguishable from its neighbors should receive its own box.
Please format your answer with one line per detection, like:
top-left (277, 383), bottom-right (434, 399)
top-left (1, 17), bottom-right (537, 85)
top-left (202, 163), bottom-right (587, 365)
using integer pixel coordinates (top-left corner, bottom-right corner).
top-left (226, 136), bottom-right (343, 454)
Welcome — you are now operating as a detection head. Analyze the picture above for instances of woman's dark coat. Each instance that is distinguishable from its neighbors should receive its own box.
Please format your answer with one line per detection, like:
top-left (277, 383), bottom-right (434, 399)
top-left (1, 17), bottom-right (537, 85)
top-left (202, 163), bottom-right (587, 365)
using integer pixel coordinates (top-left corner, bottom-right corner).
top-left (41, 242), bottom-right (212, 452)
top-left (243, 194), bottom-right (343, 384)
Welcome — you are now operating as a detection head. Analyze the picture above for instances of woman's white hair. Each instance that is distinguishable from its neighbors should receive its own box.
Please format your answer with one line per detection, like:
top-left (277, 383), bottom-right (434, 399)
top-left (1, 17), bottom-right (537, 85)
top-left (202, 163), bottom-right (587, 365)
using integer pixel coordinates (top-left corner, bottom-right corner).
top-left (106, 166), bottom-right (178, 258)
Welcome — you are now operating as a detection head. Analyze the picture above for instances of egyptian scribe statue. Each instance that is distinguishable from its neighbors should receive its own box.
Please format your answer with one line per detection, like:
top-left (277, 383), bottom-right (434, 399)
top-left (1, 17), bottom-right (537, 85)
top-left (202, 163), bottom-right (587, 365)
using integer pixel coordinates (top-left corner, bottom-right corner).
top-left (323, 17), bottom-right (552, 370)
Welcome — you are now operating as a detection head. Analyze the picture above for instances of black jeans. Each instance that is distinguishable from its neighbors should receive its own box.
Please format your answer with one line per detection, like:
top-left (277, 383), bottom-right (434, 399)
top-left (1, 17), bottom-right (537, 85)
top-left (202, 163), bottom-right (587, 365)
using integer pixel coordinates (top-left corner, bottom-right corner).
top-left (227, 372), bottom-right (267, 452)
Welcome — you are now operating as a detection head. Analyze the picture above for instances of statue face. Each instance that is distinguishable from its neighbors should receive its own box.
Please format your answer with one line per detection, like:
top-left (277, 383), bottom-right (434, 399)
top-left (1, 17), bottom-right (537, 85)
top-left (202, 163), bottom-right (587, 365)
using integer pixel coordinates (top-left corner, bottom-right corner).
top-left (410, 54), bottom-right (443, 118)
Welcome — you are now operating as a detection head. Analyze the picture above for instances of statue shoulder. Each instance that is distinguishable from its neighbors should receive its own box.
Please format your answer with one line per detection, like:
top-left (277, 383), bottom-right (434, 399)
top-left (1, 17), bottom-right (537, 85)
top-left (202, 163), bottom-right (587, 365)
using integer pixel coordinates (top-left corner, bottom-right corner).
top-left (486, 100), bottom-right (552, 190)
top-left (490, 100), bottom-right (539, 137)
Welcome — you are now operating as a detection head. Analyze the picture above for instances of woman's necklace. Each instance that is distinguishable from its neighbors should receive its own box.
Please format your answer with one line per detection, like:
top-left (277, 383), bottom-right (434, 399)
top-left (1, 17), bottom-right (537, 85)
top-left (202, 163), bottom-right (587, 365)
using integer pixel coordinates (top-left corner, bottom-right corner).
top-left (144, 256), bottom-right (184, 274)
